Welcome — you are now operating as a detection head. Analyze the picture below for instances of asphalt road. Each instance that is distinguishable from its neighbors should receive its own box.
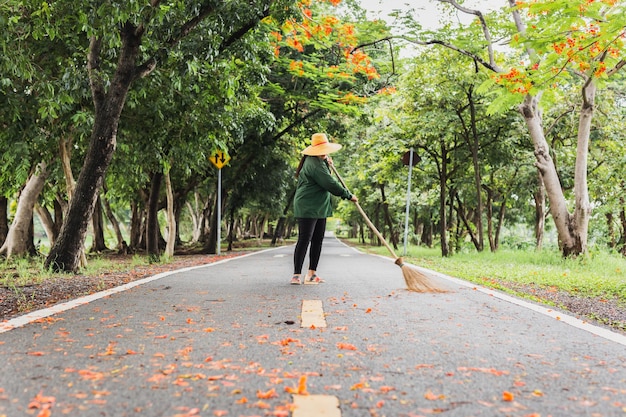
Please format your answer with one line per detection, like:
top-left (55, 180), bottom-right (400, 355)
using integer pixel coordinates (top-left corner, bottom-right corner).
top-left (1, 235), bottom-right (625, 417)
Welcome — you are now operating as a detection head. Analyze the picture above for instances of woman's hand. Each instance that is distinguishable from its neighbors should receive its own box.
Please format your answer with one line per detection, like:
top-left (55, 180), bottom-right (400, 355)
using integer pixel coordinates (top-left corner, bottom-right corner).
top-left (350, 195), bottom-right (358, 203)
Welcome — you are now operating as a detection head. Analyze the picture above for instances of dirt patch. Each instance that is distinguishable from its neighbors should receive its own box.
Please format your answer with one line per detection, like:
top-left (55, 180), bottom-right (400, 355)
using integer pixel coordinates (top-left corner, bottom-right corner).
top-left (0, 253), bottom-right (246, 322)
top-left (479, 278), bottom-right (626, 335)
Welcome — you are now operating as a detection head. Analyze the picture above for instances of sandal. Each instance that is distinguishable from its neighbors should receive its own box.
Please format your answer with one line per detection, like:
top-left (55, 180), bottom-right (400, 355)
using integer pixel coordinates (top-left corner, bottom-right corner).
top-left (290, 275), bottom-right (302, 285)
top-left (306, 274), bottom-right (324, 283)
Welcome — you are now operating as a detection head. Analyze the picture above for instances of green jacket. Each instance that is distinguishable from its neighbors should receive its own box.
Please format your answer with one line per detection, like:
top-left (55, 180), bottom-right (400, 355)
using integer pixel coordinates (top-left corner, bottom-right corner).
top-left (294, 156), bottom-right (352, 219)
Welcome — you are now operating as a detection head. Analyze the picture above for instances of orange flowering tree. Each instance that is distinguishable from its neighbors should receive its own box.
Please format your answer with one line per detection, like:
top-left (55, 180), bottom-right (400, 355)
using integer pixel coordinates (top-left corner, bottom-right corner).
top-left (265, 0), bottom-right (387, 115)
top-left (424, 0), bottom-right (626, 257)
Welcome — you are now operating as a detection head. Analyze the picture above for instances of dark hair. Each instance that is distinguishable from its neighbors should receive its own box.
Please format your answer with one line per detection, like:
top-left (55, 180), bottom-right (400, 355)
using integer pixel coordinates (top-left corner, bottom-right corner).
top-left (295, 155), bottom-right (307, 178)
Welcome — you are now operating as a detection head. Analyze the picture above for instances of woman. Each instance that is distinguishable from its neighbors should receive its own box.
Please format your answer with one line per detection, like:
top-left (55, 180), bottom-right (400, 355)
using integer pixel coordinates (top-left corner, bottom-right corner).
top-left (291, 133), bottom-right (358, 285)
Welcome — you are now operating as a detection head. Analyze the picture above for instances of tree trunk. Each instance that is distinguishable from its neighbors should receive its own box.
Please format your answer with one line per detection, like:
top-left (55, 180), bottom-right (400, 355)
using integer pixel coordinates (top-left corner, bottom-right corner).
top-left (205, 193), bottom-right (219, 254)
top-left (0, 162), bottom-right (49, 258)
top-left (485, 186), bottom-right (496, 252)
top-left (439, 140), bottom-right (450, 257)
top-left (164, 168), bottom-right (176, 258)
top-left (45, 23), bottom-right (147, 272)
top-left (0, 197), bottom-right (8, 246)
top-left (272, 187), bottom-right (296, 246)
top-left (454, 193), bottom-right (480, 250)
top-left (379, 183), bottom-right (398, 249)
top-left (35, 203), bottom-right (57, 247)
top-left (494, 197), bottom-right (506, 251)
top-left (461, 87), bottom-right (484, 251)
top-left (570, 81), bottom-right (595, 255)
top-left (130, 201), bottom-right (143, 250)
top-left (102, 192), bottom-right (125, 250)
top-left (91, 196), bottom-right (108, 252)
top-left (146, 171), bottom-right (163, 261)
top-left (199, 193), bottom-right (214, 244)
top-left (618, 192), bottom-right (626, 256)
top-left (606, 212), bottom-right (615, 249)
top-left (419, 214), bottom-right (433, 247)
top-left (519, 85), bottom-right (594, 257)
top-left (533, 171), bottom-right (546, 250)
top-left (227, 205), bottom-right (236, 251)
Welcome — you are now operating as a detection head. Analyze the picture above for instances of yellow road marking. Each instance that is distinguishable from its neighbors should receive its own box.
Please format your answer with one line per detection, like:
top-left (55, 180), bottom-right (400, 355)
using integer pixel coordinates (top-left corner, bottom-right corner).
top-left (301, 300), bottom-right (326, 328)
top-left (292, 394), bottom-right (340, 416)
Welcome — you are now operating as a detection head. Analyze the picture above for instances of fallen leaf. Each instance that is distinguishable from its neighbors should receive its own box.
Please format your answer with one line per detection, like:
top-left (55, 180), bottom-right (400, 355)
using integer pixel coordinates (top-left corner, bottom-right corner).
top-left (256, 388), bottom-right (278, 399)
top-left (502, 391), bottom-right (514, 402)
top-left (297, 375), bottom-right (308, 395)
top-left (424, 390), bottom-right (445, 401)
top-left (350, 382), bottom-right (366, 390)
top-left (253, 400), bottom-right (271, 409)
top-left (337, 343), bottom-right (358, 351)
top-left (457, 367), bottom-right (508, 376)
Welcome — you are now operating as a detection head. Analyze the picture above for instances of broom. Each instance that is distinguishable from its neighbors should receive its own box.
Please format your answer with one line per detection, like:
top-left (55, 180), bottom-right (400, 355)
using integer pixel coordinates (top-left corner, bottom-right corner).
top-left (330, 164), bottom-right (447, 293)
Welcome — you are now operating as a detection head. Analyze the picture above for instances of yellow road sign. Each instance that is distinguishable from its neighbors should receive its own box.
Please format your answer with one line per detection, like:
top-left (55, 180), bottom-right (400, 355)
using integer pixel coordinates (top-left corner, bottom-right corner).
top-left (210, 150), bottom-right (230, 169)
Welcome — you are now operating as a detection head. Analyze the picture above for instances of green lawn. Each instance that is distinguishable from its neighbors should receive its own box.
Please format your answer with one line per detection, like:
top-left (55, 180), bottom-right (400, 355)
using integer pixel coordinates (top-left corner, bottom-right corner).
top-left (341, 238), bottom-right (626, 301)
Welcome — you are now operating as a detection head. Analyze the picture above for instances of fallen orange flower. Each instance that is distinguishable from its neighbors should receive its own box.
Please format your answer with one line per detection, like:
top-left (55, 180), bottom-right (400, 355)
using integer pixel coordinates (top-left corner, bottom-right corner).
top-left (350, 382), bottom-right (366, 390)
top-left (253, 400), bottom-right (271, 409)
top-left (279, 337), bottom-right (300, 346)
top-left (297, 375), bottom-right (309, 395)
top-left (457, 367), bottom-right (509, 376)
top-left (337, 343), bottom-right (357, 351)
top-left (502, 391), bottom-right (515, 402)
top-left (257, 388), bottom-right (278, 399)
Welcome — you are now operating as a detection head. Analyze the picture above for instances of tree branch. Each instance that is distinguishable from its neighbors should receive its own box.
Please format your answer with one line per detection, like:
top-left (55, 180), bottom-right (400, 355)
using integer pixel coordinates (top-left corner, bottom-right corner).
top-left (168, 3), bottom-right (217, 49)
top-left (219, 6), bottom-right (272, 53)
top-left (437, 0), bottom-right (500, 70)
top-left (404, 37), bottom-right (502, 73)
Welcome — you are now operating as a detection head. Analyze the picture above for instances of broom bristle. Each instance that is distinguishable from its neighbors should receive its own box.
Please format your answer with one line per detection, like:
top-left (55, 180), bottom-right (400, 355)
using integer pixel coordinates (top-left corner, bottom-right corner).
top-left (401, 265), bottom-right (447, 292)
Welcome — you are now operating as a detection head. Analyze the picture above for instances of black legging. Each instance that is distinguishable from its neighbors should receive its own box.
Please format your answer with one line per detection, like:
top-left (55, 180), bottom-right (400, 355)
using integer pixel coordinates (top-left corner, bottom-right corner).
top-left (293, 218), bottom-right (327, 274)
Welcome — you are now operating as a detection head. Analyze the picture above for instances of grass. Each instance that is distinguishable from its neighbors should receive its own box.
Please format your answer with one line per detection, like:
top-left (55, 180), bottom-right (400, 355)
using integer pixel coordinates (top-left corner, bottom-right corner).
top-left (342, 238), bottom-right (626, 301)
top-left (0, 239), bottom-right (286, 287)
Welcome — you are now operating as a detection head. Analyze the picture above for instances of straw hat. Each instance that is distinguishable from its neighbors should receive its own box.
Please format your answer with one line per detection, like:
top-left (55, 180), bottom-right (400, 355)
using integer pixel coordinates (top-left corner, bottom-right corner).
top-left (301, 133), bottom-right (342, 156)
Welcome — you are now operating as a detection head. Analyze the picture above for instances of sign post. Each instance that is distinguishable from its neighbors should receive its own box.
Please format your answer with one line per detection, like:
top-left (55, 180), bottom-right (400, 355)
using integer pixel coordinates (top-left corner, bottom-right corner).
top-left (402, 148), bottom-right (420, 256)
top-left (209, 150), bottom-right (231, 255)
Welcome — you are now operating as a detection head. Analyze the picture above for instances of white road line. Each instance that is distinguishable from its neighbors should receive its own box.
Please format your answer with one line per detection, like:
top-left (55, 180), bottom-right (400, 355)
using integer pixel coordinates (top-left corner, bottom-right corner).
top-left (292, 394), bottom-right (341, 417)
top-left (0, 247), bottom-right (284, 334)
top-left (340, 240), bottom-right (626, 346)
top-left (418, 266), bottom-right (626, 347)
top-left (301, 299), bottom-right (326, 328)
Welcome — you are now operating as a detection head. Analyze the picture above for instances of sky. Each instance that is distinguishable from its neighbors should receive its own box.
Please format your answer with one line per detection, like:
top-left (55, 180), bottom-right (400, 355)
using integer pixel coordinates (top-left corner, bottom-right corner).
top-left (358, 0), bottom-right (504, 30)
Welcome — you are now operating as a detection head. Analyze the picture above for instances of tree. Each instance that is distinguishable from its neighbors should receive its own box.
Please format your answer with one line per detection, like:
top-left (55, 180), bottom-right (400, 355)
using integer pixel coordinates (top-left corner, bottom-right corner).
top-left (407, 0), bottom-right (626, 257)
top-left (0, 162), bottom-right (48, 258)
top-left (37, 1), bottom-right (301, 272)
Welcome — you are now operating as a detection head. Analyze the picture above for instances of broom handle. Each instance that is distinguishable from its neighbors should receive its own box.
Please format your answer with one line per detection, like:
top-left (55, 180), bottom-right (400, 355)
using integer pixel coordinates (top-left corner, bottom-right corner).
top-left (329, 164), bottom-right (399, 260)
